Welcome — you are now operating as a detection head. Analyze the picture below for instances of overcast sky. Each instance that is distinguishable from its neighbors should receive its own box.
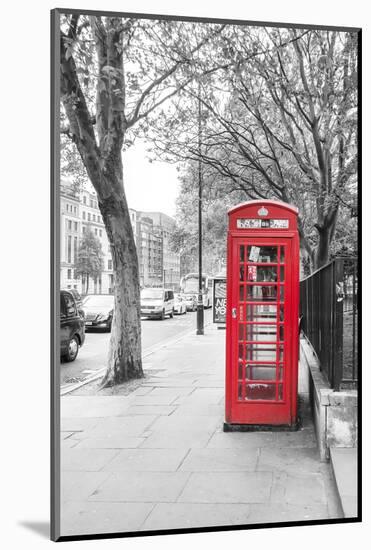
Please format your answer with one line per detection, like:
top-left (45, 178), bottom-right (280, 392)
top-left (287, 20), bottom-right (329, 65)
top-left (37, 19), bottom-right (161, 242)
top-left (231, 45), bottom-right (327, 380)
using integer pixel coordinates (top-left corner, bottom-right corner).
top-left (122, 139), bottom-right (180, 218)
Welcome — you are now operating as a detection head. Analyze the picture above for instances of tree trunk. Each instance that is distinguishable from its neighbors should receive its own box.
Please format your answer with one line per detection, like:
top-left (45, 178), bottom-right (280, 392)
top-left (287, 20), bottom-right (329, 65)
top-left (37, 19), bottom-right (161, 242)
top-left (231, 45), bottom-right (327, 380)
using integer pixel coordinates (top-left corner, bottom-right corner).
top-left (98, 173), bottom-right (143, 386)
top-left (60, 16), bottom-right (143, 385)
top-left (86, 274), bottom-right (89, 295)
top-left (315, 226), bottom-right (331, 269)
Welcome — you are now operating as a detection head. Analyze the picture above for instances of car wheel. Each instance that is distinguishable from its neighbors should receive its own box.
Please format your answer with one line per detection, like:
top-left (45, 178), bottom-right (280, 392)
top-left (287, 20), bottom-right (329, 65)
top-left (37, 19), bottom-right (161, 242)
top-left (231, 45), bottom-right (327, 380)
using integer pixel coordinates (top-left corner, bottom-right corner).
top-left (161, 309), bottom-right (165, 320)
top-left (169, 309), bottom-right (174, 318)
top-left (106, 320), bottom-right (112, 333)
top-left (65, 335), bottom-right (79, 362)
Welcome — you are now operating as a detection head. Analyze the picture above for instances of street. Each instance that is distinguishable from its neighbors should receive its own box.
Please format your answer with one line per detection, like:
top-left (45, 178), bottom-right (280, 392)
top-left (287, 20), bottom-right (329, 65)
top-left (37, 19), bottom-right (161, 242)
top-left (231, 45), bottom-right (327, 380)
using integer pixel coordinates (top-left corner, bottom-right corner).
top-left (60, 308), bottom-right (212, 386)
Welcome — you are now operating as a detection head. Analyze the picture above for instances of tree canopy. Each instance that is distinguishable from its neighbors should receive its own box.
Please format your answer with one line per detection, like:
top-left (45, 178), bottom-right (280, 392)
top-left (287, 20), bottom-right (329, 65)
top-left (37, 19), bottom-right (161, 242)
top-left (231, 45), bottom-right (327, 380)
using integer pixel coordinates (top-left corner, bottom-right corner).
top-left (150, 26), bottom-right (358, 270)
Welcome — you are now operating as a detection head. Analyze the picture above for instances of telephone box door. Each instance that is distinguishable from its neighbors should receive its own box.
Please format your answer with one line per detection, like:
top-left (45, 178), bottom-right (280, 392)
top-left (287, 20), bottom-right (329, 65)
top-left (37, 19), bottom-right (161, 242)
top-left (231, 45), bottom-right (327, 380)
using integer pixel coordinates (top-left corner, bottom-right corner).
top-left (226, 236), bottom-right (298, 426)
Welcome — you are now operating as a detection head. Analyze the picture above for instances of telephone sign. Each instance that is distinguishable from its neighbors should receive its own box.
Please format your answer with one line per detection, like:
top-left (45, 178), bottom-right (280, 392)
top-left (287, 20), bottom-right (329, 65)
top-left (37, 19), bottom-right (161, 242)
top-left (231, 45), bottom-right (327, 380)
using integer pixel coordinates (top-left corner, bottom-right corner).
top-left (224, 200), bottom-right (300, 430)
top-left (237, 218), bottom-right (289, 229)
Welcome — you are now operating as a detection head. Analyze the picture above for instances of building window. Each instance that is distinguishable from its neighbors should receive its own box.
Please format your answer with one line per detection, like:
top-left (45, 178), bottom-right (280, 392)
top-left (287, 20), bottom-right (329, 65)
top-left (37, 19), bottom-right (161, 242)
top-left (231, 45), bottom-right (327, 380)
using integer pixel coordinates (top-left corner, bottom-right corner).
top-left (108, 259), bottom-right (113, 270)
top-left (74, 236), bottom-right (78, 263)
top-left (95, 228), bottom-right (98, 235)
top-left (67, 268), bottom-right (71, 279)
top-left (67, 235), bottom-right (72, 263)
top-left (93, 214), bottom-right (96, 222)
top-left (83, 196), bottom-right (86, 205)
top-left (82, 226), bottom-right (86, 234)
top-left (109, 274), bottom-right (114, 294)
top-left (90, 199), bottom-right (93, 207)
top-left (74, 221), bottom-right (78, 231)
top-left (99, 229), bottom-right (102, 237)
top-left (83, 211), bottom-right (86, 220)
top-left (88, 213), bottom-right (91, 221)
top-left (68, 220), bottom-right (72, 231)
top-left (74, 206), bottom-right (77, 214)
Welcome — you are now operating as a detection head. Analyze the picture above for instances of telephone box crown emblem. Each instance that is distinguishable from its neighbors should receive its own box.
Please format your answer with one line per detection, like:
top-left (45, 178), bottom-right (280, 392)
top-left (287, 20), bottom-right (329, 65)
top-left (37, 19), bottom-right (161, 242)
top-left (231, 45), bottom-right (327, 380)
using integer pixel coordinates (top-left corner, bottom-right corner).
top-left (258, 206), bottom-right (268, 216)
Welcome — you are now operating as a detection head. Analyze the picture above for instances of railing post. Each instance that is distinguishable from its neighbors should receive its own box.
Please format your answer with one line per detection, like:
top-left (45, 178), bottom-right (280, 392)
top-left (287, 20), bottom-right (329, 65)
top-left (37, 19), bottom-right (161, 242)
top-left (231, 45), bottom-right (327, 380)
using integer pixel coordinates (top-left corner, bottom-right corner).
top-left (333, 259), bottom-right (344, 391)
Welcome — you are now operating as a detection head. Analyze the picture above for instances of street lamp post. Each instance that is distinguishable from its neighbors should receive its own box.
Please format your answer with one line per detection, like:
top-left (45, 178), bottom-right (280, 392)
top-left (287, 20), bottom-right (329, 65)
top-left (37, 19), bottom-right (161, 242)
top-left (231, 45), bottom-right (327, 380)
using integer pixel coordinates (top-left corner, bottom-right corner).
top-left (197, 85), bottom-right (204, 335)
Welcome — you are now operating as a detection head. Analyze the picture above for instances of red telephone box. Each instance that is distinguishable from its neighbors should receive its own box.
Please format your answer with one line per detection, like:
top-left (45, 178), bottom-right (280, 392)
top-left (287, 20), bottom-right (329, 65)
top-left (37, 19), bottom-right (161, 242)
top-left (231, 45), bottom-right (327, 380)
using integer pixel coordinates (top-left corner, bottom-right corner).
top-left (224, 200), bottom-right (300, 430)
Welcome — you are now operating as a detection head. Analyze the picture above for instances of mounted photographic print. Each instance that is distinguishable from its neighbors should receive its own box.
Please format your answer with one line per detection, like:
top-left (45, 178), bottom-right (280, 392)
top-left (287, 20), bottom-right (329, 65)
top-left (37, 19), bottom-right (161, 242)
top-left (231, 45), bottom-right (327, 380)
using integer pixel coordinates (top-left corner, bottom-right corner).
top-left (51, 8), bottom-right (361, 541)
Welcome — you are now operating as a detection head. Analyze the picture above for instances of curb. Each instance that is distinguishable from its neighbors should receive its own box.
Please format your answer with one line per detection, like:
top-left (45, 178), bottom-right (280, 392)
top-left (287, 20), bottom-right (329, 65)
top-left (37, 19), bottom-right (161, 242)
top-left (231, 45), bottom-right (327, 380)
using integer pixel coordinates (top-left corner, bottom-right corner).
top-left (60, 320), bottom-right (213, 396)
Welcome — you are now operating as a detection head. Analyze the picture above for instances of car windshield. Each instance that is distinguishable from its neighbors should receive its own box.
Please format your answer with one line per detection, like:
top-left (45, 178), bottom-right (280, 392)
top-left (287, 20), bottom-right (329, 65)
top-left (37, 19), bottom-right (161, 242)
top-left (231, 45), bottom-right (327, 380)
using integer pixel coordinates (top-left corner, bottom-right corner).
top-left (141, 288), bottom-right (164, 300)
top-left (82, 295), bottom-right (114, 308)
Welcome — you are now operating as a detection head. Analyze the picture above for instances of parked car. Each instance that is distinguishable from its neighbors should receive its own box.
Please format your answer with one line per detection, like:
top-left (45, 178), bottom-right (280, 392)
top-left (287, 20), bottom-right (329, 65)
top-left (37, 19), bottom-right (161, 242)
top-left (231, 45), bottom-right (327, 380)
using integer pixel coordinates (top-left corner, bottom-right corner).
top-left (61, 288), bottom-right (84, 318)
top-left (174, 294), bottom-right (187, 315)
top-left (183, 294), bottom-right (197, 312)
top-left (82, 294), bottom-right (114, 331)
top-left (60, 290), bottom-right (85, 362)
top-left (141, 288), bottom-right (175, 320)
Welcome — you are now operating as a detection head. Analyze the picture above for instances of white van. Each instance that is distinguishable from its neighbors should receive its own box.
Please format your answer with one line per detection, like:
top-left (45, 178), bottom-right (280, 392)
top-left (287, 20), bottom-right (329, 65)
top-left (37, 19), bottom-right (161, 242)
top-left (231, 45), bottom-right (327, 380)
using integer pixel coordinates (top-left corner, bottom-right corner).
top-left (140, 288), bottom-right (175, 320)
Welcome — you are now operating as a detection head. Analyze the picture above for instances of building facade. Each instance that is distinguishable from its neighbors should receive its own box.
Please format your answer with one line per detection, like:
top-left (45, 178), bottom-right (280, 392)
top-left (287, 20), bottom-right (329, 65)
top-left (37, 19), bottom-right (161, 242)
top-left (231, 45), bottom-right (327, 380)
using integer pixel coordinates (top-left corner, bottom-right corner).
top-left (60, 180), bottom-right (81, 292)
top-left (60, 181), bottom-right (180, 295)
top-left (137, 211), bottom-right (181, 290)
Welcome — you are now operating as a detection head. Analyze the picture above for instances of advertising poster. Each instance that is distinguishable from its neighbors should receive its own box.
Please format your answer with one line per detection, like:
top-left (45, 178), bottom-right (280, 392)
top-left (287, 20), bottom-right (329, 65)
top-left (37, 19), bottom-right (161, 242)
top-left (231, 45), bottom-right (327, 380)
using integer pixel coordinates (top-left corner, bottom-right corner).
top-left (213, 278), bottom-right (227, 324)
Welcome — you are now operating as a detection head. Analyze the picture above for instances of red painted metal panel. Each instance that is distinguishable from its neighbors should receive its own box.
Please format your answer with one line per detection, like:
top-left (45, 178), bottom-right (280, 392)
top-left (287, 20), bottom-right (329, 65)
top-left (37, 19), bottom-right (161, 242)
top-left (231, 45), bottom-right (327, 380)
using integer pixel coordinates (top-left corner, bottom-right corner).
top-left (225, 201), bottom-right (299, 427)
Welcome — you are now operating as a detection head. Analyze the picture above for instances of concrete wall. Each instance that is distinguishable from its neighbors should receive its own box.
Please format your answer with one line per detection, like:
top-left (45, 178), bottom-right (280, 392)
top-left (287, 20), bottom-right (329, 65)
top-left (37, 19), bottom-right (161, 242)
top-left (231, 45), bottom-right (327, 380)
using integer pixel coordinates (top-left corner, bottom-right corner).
top-left (300, 338), bottom-right (358, 461)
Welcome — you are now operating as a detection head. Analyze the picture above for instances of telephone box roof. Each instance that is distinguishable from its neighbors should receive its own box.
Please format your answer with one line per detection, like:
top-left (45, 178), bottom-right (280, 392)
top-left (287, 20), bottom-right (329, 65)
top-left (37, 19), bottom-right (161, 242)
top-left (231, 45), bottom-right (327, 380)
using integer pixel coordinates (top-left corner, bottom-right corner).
top-left (228, 200), bottom-right (298, 216)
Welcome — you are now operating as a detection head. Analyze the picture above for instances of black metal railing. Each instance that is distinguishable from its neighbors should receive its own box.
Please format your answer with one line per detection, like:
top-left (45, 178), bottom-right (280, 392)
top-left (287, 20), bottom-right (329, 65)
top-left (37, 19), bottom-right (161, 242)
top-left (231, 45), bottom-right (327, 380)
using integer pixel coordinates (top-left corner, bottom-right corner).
top-left (300, 257), bottom-right (358, 391)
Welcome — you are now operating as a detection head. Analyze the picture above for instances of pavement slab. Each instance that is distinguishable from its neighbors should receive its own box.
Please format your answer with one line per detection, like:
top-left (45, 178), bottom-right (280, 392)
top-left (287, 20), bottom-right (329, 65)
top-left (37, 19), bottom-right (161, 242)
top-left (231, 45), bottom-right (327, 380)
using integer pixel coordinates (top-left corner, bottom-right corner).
top-left (88, 471), bottom-right (191, 502)
top-left (129, 394), bottom-right (179, 406)
top-left (174, 388), bottom-right (224, 406)
top-left (61, 471), bottom-right (111, 502)
top-left (61, 437), bottom-right (80, 449)
top-left (61, 417), bottom-right (101, 433)
top-left (120, 405), bottom-right (177, 416)
top-left (150, 413), bottom-right (221, 432)
top-left (61, 448), bottom-right (120, 472)
top-left (61, 396), bottom-right (132, 418)
top-left (83, 415), bottom-right (157, 438)
top-left (179, 448), bottom-right (259, 472)
top-left (257, 446), bottom-right (322, 474)
top-left (61, 501), bottom-right (155, 536)
top-left (73, 436), bottom-right (145, 449)
top-left (101, 448), bottom-right (189, 472)
top-left (139, 428), bottom-right (216, 449)
top-left (207, 431), bottom-right (278, 449)
top-left (171, 404), bottom-right (224, 417)
top-left (178, 472), bottom-right (273, 503)
top-left (243, 503), bottom-right (330, 524)
top-left (140, 503), bottom-right (251, 531)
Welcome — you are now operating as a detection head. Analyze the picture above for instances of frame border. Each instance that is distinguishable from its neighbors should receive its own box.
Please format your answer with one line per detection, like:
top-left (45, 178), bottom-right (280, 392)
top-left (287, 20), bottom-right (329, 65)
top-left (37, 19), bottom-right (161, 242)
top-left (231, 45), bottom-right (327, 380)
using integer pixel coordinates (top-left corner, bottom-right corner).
top-left (51, 8), bottom-right (362, 542)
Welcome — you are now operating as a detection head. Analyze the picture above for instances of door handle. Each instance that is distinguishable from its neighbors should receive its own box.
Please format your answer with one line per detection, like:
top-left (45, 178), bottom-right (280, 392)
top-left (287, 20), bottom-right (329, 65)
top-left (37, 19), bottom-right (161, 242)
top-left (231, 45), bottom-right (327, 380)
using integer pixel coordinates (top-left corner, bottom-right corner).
top-left (231, 307), bottom-right (237, 319)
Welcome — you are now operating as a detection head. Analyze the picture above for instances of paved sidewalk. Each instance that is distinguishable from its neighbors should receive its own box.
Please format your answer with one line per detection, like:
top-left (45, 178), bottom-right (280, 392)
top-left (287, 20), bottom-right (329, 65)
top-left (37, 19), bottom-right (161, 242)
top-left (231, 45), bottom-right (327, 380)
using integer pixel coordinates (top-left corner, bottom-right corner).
top-left (60, 324), bottom-right (342, 537)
